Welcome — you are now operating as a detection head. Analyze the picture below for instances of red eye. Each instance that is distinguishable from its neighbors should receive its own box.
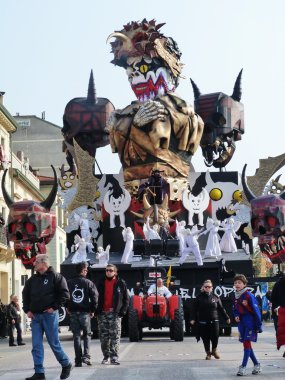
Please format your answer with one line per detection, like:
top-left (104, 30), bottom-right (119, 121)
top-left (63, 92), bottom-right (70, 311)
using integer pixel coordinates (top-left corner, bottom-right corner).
top-left (266, 216), bottom-right (278, 228)
top-left (24, 222), bottom-right (36, 233)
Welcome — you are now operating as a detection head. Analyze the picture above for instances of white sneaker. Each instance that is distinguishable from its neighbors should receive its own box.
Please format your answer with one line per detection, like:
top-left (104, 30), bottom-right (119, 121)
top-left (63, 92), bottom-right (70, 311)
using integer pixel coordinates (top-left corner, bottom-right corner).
top-left (252, 363), bottom-right (261, 375)
top-left (237, 366), bottom-right (246, 376)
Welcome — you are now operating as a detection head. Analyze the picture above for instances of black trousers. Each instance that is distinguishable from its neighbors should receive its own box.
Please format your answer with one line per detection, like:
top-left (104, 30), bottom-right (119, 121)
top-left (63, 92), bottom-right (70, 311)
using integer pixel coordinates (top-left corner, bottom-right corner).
top-left (199, 320), bottom-right (219, 353)
top-left (8, 322), bottom-right (23, 345)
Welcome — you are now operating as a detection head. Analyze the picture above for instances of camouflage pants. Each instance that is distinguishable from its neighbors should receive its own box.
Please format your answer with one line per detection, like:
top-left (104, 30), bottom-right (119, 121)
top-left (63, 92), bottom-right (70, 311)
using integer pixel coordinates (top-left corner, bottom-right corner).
top-left (97, 312), bottom-right (121, 359)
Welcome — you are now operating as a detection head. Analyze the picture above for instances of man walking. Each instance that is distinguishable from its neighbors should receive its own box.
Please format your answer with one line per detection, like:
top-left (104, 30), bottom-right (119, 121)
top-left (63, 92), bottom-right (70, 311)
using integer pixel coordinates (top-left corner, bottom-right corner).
top-left (67, 261), bottom-right (98, 367)
top-left (23, 254), bottom-right (72, 380)
top-left (7, 295), bottom-right (25, 347)
top-left (97, 264), bottom-right (129, 365)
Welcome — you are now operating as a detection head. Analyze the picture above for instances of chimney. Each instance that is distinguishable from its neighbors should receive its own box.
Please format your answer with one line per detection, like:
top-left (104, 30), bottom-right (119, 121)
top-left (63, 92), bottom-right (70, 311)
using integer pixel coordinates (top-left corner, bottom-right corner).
top-left (0, 92), bottom-right (5, 105)
top-left (41, 111), bottom-right (45, 120)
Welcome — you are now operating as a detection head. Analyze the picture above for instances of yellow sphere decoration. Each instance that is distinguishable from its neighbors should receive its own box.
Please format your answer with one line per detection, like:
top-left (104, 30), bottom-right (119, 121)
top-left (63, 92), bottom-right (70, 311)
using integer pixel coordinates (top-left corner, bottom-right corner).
top-left (210, 188), bottom-right (223, 201)
top-left (232, 190), bottom-right (243, 203)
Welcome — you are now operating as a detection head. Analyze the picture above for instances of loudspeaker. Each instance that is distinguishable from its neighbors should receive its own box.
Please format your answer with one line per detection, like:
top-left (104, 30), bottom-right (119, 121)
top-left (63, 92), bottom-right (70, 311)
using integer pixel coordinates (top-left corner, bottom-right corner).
top-left (164, 239), bottom-right (179, 257)
top-left (149, 239), bottom-right (164, 254)
top-left (133, 239), bottom-right (146, 255)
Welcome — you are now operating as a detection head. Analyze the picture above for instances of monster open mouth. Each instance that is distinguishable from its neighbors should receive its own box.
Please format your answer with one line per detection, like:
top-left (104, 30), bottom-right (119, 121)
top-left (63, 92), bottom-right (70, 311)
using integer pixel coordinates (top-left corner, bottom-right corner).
top-left (132, 74), bottom-right (169, 100)
top-left (259, 239), bottom-right (285, 264)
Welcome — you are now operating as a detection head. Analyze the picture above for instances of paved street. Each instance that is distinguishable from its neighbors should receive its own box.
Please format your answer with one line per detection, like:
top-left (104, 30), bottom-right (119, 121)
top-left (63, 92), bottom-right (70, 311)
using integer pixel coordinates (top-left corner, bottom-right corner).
top-left (0, 323), bottom-right (284, 380)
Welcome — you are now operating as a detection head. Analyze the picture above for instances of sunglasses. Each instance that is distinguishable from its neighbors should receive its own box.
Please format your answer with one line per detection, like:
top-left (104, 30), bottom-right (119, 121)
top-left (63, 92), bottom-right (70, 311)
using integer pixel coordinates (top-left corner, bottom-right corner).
top-left (106, 269), bottom-right (114, 272)
top-left (204, 285), bottom-right (212, 288)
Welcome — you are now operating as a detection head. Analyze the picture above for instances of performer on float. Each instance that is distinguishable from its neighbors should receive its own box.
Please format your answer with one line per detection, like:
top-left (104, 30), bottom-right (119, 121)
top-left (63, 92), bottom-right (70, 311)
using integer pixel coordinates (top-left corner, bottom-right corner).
top-left (121, 227), bottom-right (134, 264)
top-left (143, 216), bottom-right (161, 241)
top-left (71, 237), bottom-right (88, 264)
top-left (203, 218), bottom-right (223, 259)
top-left (175, 219), bottom-right (187, 254)
top-left (179, 225), bottom-right (204, 266)
top-left (79, 213), bottom-right (90, 239)
top-left (96, 245), bottom-right (110, 266)
top-left (220, 217), bottom-right (241, 253)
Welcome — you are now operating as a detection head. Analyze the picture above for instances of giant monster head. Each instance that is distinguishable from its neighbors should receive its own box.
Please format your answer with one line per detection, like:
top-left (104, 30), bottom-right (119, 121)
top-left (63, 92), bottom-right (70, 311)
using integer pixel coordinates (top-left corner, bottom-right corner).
top-left (107, 19), bottom-right (183, 102)
top-left (191, 70), bottom-right (244, 168)
top-left (2, 166), bottom-right (58, 269)
top-left (242, 164), bottom-right (285, 263)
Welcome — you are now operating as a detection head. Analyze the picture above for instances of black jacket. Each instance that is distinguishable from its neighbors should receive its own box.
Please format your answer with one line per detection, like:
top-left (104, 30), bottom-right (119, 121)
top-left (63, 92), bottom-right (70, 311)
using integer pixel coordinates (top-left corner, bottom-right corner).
top-left (192, 292), bottom-right (229, 322)
top-left (7, 302), bottom-right (21, 323)
top-left (67, 275), bottom-right (98, 313)
top-left (22, 266), bottom-right (69, 313)
top-left (97, 276), bottom-right (129, 316)
top-left (271, 276), bottom-right (285, 310)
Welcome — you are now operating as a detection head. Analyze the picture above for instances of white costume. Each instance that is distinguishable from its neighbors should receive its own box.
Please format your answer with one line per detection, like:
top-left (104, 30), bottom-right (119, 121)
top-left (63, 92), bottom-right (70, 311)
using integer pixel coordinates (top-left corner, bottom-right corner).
top-left (143, 217), bottom-right (161, 241)
top-left (179, 226), bottom-right (203, 266)
top-left (175, 219), bottom-right (187, 254)
top-left (203, 218), bottom-right (222, 258)
top-left (220, 218), bottom-right (241, 253)
top-left (148, 284), bottom-right (172, 298)
top-left (121, 227), bottom-right (134, 264)
top-left (71, 237), bottom-right (88, 264)
top-left (79, 213), bottom-right (90, 239)
top-left (96, 245), bottom-right (110, 266)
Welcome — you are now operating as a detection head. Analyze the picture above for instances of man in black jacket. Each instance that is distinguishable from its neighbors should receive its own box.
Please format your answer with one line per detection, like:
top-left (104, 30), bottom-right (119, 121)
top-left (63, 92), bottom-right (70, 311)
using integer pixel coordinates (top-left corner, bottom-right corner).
top-left (67, 261), bottom-right (98, 367)
top-left (7, 295), bottom-right (25, 346)
top-left (97, 264), bottom-right (129, 365)
top-left (23, 254), bottom-right (72, 380)
top-left (271, 272), bottom-right (285, 358)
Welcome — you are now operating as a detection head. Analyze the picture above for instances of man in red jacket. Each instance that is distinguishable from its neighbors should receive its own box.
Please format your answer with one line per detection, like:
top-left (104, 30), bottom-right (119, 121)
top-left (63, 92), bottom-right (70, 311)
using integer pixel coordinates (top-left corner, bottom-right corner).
top-left (96, 264), bottom-right (129, 365)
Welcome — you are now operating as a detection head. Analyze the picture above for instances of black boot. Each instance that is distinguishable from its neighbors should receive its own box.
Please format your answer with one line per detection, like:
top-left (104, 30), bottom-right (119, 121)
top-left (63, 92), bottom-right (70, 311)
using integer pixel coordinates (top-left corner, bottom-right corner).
top-left (25, 374), bottom-right (45, 380)
top-left (60, 363), bottom-right (72, 379)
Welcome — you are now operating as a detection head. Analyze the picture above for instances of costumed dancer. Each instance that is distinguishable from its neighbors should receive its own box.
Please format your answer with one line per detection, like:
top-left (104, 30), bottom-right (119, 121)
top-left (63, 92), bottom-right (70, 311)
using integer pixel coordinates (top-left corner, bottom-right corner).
top-left (203, 218), bottom-right (222, 259)
top-left (175, 219), bottom-right (187, 254)
top-left (220, 217), bottom-right (241, 253)
top-left (179, 226), bottom-right (203, 266)
top-left (96, 245), bottom-right (110, 266)
top-left (233, 274), bottom-right (262, 376)
top-left (121, 227), bottom-right (134, 264)
top-left (190, 279), bottom-right (230, 360)
top-left (71, 237), bottom-right (88, 264)
top-left (143, 216), bottom-right (161, 241)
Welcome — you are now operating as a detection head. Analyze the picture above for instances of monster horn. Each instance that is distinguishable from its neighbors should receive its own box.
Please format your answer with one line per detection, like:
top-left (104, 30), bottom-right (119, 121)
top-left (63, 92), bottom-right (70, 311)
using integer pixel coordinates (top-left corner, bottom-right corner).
top-left (87, 70), bottom-right (97, 105)
top-left (1, 169), bottom-right (14, 208)
top-left (231, 69), bottom-right (243, 101)
top-left (143, 193), bottom-right (152, 210)
top-left (190, 79), bottom-right (201, 100)
top-left (40, 165), bottom-right (58, 210)
top-left (106, 32), bottom-right (133, 51)
top-left (241, 164), bottom-right (256, 202)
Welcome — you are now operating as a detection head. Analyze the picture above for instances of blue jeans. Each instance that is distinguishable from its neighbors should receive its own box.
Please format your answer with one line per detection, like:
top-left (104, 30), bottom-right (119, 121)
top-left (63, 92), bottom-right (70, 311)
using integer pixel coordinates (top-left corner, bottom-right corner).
top-left (69, 312), bottom-right (91, 364)
top-left (31, 311), bottom-right (70, 374)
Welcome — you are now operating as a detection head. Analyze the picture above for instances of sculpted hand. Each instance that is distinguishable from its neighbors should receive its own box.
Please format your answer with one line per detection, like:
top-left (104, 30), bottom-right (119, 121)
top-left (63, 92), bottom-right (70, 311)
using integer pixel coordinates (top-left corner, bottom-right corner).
top-left (133, 100), bottom-right (168, 127)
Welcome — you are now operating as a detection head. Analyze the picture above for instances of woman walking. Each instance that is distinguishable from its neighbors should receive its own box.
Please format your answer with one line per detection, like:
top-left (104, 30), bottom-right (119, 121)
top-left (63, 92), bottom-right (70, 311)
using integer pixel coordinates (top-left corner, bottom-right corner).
top-left (190, 279), bottom-right (230, 359)
top-left (233, 274), bottom-right (262, 376)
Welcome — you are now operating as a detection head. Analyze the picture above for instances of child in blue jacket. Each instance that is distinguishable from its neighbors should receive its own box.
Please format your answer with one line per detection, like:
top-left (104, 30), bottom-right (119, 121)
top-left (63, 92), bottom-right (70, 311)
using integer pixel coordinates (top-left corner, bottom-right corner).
top-left (233, 274), bottom-right (262, 376)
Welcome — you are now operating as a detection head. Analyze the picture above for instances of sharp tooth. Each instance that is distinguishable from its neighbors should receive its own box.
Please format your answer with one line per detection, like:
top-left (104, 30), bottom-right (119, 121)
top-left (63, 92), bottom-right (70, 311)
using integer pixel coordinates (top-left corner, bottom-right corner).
top-left (158, 85), bottom-right (165, 96)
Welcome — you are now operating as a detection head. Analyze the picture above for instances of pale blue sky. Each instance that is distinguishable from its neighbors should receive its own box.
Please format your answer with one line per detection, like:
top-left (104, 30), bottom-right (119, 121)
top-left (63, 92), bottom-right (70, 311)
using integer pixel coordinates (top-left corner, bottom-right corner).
top-left (1, 0), bottom-right (285, 178)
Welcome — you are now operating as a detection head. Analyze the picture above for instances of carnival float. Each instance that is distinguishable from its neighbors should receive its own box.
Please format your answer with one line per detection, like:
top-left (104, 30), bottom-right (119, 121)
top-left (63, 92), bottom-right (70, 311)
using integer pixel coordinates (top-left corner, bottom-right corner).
top-left (2, 19), bottom-right (285, 336)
